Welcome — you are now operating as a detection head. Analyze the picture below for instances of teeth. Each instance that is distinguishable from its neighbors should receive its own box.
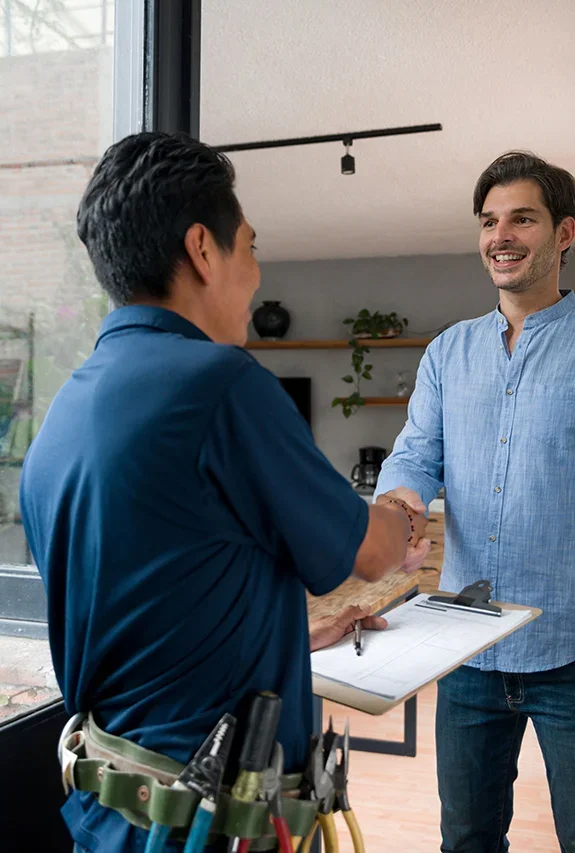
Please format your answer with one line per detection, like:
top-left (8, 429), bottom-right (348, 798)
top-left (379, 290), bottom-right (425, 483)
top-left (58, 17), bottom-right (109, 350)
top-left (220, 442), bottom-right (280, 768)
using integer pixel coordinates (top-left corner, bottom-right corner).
top-left (494, 254), bottom-right (524, 262)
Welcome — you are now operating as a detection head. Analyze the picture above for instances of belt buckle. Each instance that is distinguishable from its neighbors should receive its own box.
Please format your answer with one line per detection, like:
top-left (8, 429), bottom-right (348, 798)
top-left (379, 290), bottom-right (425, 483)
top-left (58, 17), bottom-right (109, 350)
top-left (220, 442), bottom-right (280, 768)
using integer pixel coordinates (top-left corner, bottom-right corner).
top-left (58, 712), bottom-right (87, 794)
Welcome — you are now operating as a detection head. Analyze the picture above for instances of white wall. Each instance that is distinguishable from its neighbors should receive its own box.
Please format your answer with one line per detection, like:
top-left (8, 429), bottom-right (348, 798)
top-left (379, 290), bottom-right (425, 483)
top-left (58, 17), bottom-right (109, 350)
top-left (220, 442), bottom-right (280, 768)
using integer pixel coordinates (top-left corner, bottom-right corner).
top-left (249, 253), bottom-right (575, 479)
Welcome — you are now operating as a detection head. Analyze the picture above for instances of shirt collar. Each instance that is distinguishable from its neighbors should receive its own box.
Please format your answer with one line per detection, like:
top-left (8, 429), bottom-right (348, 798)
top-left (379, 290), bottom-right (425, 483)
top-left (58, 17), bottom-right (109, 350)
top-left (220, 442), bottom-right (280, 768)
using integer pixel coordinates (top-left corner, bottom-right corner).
top-left (95, 305), bottom-right (213, 348)
top-left (494, 289), bottom-right (575, 331)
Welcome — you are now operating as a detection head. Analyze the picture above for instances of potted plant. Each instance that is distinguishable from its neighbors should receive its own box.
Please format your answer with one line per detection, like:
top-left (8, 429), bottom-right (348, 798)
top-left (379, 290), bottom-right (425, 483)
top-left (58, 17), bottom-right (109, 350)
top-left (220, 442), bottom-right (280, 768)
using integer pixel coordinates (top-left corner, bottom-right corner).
top-left (342, 308), bottom-right (408, 339)
top-left (331, 339), bottom-right (373, 418)
top-left (332, 309), bottom-right (409, 418)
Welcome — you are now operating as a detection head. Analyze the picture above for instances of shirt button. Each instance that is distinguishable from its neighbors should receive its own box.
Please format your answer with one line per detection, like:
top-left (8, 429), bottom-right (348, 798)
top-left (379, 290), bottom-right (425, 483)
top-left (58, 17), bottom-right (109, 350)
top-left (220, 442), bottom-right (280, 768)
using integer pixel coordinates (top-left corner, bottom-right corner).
top-left (499, 318), bottom-right (504, 324)
top-left (500, 345), bottom-right (504, 350)
top-left (500, 437), bottom-right (508, 444)
top-left (489, 535), bottom-right (497, 542)
top-left (506, 388), bottom-right (514, 395)
top-left (494, 486), bottom-right (502, 493)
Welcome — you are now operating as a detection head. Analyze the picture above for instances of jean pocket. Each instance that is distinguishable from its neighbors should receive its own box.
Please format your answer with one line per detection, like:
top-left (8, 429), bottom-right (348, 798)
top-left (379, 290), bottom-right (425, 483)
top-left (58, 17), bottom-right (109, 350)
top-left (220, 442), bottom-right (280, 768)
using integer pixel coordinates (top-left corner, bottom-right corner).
top-left (524, 384), bottom-right (575, 450)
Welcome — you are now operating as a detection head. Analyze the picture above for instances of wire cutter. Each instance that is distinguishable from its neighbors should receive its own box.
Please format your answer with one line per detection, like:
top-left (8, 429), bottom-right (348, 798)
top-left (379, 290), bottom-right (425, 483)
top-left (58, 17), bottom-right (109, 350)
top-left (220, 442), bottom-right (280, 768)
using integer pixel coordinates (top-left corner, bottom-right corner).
top-left (297, 732), bottom-right (338, 853)
top-left (144, 713), bottom-right (236, 853)
top-left (331, 720), bottom-right (365, 853)
top-left (300, 719), bottom-right (365, 853)
top-left (259, 742), bottom-right (295, 853)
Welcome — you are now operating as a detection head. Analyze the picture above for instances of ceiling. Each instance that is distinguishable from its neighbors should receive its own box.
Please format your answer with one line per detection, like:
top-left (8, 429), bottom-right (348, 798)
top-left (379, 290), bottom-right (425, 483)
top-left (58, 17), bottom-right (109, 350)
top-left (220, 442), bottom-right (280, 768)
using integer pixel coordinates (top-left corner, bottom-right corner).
top-left (200, 0), bottom-right (575, 262)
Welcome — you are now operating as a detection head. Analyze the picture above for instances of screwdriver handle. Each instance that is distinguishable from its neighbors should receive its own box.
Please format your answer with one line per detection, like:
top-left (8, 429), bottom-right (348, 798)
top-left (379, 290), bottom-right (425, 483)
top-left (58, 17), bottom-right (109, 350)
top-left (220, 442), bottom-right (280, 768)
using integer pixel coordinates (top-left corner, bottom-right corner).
top-left (239, 691), bottom-right (282, 773)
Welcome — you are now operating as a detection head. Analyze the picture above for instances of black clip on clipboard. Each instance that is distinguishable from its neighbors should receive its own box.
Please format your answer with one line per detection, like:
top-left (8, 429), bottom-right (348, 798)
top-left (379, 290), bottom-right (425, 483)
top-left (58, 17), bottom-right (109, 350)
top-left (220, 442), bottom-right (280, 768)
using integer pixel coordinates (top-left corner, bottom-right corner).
top-left (426, 579), bottom-right (502, 617)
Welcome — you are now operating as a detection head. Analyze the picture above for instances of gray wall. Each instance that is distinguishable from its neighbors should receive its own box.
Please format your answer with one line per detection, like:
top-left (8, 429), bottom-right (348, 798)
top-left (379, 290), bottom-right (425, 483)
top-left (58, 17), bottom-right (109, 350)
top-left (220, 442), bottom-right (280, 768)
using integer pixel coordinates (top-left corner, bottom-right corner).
top-left (249, 253), bottom-right (575, 479)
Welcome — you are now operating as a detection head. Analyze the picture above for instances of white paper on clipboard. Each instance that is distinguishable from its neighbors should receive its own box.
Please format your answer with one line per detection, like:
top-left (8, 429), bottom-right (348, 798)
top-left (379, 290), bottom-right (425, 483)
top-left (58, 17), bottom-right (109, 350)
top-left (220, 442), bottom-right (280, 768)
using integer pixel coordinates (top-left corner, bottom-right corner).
top-left (311, 593), bottom-right (533, 702)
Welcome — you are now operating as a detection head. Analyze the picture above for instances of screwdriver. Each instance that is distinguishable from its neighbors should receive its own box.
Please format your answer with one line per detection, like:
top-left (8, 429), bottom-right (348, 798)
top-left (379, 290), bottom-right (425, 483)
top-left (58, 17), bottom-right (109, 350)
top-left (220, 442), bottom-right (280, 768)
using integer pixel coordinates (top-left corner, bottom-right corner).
top-left (229, 691), bottom-right (282, 853)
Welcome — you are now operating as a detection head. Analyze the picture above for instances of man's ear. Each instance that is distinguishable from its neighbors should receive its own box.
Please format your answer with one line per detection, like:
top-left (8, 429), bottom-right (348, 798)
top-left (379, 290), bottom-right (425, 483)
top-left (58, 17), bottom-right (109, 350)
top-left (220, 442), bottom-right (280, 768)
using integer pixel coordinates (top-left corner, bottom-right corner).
top-left (558, 216), bottom-right (575, 254)
top-left (183, 223), bottom-right (215, 286)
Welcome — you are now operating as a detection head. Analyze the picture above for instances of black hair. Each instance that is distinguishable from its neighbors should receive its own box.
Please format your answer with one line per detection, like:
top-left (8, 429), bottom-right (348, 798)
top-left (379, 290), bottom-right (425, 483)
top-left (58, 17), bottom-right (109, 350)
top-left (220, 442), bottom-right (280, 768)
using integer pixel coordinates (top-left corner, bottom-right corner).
top-left (77, 132), bottom-right (242, 305)
top-left (473, 151), bottom-right (575, 268)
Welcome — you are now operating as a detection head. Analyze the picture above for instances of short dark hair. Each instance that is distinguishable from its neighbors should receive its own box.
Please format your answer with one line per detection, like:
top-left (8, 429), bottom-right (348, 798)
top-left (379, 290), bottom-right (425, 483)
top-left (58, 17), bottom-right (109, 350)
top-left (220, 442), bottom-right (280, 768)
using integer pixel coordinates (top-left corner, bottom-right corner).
top-left (77, 132), bottom-right (242, 305)
top-left (473, 151), bottom-right (575, 268)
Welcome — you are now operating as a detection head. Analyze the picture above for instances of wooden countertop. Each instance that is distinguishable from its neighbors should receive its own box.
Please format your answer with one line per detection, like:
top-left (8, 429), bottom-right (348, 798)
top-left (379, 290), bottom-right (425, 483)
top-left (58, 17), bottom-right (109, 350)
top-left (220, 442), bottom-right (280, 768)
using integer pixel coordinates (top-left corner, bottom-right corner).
top-left (306, 510), bottom-right (445, 620)
top-left (307, 570), bottom-right (419, 621)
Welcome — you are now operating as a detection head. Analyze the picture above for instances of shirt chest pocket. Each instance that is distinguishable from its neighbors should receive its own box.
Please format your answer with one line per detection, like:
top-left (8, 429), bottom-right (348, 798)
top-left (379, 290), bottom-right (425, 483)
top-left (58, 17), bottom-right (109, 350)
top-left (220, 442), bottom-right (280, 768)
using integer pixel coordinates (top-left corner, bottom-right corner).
top-left (523, 383), bottom-right (575, 450)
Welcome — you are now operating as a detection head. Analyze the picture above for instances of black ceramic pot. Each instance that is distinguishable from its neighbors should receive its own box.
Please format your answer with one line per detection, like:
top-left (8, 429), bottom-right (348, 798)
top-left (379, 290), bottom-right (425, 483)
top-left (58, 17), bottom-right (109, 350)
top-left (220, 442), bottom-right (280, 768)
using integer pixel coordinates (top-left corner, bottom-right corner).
top-left (252, 301), bottom-right (291, 339)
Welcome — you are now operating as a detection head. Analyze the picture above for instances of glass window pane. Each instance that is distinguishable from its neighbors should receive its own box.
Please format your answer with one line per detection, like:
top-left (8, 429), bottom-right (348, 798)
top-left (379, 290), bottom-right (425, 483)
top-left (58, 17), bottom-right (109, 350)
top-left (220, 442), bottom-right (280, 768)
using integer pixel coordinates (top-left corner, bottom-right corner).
top-left (0, 0), bottom-right (114, 725)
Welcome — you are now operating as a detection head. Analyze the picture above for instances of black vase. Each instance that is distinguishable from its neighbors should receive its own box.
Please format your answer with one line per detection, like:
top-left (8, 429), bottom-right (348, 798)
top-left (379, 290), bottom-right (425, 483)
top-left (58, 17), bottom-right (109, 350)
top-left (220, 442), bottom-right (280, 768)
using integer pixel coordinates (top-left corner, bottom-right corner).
top-left (252, 301), bottom-right (291, 340)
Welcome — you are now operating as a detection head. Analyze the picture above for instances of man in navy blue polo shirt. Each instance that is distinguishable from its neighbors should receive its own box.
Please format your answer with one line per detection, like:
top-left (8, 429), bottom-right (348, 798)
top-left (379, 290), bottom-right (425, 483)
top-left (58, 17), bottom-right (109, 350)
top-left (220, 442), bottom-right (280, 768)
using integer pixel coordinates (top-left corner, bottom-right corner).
top-left (19, 132), bottom-right (429, 852)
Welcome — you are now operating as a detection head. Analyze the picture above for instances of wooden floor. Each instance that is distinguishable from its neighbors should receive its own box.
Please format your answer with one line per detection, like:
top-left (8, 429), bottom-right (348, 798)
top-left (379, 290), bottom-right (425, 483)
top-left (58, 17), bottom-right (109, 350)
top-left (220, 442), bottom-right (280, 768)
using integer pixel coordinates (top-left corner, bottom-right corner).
top-left (324, 685), bottom-right (559, 852)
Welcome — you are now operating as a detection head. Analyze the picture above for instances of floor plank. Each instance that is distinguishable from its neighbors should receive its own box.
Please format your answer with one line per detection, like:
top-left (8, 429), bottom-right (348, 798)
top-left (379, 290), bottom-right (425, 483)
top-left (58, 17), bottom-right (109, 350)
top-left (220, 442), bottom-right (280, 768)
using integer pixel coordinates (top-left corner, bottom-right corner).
top-left (324, 685), bottom-right (558, 852)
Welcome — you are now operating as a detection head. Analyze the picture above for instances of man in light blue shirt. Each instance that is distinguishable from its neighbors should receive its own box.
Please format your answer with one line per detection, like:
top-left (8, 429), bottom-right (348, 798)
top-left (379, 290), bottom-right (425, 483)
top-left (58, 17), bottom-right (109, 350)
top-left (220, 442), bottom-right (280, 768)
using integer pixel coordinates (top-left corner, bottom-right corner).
top-left (376, 151), bottom-right (575, 853)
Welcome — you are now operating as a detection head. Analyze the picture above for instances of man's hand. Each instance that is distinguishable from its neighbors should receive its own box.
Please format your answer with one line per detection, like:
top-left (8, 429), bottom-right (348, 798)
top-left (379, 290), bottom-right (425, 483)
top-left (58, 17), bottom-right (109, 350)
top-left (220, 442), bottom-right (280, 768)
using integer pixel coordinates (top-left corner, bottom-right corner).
top-left (377, 487), bottom-right (431, 574)
top-left (309, 604), bottom-right (387, 652)
top-left (379, 487), bottom-right (427, 515)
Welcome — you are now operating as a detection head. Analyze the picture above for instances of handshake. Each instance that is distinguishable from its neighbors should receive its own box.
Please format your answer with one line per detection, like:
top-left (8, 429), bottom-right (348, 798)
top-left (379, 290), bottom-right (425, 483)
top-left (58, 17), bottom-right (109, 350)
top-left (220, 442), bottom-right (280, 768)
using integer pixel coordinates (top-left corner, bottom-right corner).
top-left (376, 487), bottom-right (431, 574)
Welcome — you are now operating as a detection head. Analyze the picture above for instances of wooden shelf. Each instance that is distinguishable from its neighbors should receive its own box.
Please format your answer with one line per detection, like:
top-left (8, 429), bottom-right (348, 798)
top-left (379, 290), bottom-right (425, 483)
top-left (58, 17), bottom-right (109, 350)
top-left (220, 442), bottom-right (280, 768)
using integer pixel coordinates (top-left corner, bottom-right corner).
top-left (245, 337), bottom-right (432, 350)
top-left (336, 396), bottom-right (411, 406)
top-left (365, 397), bottom-right (410, 406)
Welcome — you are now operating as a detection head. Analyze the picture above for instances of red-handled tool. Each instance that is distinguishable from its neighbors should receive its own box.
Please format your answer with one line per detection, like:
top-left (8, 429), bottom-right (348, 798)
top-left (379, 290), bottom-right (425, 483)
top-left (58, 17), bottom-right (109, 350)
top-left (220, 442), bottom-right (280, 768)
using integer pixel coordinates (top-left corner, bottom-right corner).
top-left (259, 742), bottom-right (294, 853)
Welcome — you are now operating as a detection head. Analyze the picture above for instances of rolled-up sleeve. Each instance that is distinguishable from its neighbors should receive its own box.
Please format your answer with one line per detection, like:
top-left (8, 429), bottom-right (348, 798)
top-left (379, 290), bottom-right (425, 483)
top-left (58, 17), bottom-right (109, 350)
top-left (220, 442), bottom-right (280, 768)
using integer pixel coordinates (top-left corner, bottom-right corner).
top-left (375, 342), bottom-right (444, 507)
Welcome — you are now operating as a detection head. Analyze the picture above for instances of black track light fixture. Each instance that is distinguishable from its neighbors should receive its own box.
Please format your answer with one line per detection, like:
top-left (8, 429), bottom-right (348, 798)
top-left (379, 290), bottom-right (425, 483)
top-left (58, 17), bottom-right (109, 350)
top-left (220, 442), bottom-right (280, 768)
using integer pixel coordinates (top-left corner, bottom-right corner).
top-left (214, 123), bottom-right (442, 157)
top-left (341, 138), bottom-right (355, 175)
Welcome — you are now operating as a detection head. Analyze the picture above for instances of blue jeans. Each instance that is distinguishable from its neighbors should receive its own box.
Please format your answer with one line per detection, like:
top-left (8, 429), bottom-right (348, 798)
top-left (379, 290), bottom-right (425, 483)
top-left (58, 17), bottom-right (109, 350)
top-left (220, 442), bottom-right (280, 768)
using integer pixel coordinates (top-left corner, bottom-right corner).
top-left (436, 662), bottom-right (575, 852)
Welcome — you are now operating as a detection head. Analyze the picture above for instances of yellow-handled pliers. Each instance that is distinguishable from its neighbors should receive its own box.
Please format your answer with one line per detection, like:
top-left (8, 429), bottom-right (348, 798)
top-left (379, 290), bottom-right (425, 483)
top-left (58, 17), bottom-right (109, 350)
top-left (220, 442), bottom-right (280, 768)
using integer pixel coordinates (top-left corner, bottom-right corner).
top-left (298, 719), bottom-right (365, 853)
top-left (293, 730), bottom-right (337, 852)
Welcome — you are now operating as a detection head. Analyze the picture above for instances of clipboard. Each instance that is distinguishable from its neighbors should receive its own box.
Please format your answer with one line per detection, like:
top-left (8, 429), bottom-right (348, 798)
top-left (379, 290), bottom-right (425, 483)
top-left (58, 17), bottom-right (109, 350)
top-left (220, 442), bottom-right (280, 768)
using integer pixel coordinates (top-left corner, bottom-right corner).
top-left (311, 591), bottom-right (542, 716)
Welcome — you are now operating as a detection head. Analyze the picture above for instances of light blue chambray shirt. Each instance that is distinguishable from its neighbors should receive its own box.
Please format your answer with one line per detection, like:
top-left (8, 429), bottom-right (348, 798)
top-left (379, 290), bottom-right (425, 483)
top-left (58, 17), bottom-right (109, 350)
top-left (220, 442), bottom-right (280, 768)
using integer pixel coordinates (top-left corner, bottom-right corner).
top-left (375, 290), bottom-right (575, 673)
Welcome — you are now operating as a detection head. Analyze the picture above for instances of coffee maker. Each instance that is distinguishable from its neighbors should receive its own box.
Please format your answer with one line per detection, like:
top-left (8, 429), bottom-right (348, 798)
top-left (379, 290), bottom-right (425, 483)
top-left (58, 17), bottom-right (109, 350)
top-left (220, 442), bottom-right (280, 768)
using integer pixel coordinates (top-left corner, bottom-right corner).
top-left (350, 446), bottom-right (386, 492)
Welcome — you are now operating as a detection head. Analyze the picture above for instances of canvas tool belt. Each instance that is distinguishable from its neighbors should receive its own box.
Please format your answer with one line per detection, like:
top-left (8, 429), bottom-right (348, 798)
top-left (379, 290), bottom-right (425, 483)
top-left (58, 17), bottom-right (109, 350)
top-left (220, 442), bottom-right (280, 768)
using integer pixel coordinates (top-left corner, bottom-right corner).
top-left (58, 713), bottom-right (319, 850)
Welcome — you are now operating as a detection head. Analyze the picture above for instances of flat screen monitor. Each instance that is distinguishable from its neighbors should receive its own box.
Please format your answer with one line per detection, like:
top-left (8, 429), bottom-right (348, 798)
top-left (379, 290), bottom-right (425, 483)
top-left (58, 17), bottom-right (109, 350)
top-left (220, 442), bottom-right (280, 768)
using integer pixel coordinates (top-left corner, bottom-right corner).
top-left (277, 377), bottom-right (312, 427)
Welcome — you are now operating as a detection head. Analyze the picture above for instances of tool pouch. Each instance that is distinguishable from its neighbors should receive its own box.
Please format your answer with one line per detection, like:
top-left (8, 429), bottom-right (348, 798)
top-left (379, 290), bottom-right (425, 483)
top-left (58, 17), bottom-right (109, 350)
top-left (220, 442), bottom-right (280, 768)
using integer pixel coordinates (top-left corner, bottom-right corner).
top-left (60, 714), bottom-right (318, 848)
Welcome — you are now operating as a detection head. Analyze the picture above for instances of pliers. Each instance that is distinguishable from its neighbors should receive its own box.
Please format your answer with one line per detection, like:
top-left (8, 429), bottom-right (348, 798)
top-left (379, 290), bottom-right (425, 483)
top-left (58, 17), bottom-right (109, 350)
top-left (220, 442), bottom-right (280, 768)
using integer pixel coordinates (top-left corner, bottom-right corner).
top-left (331, 720), bottom-right (365, 853)
top-left (260, 742), bottom-right (295, 853)
top-left (299, 719), bottom-right (365, 853)
top-left (297, 731), bottom-right (338, 853)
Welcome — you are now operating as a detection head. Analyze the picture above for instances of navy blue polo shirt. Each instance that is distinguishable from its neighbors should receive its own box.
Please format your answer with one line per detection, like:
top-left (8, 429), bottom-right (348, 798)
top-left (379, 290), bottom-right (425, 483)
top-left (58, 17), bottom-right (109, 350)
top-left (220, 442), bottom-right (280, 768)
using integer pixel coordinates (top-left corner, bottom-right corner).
top-left (19, 306), bottom-right (368, 852)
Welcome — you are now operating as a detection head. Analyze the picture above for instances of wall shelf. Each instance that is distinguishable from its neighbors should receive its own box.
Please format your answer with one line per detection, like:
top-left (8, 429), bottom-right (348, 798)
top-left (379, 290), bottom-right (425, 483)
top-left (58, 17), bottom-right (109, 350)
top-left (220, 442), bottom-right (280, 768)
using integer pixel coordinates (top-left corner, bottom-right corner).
top-left (245, 337), bottom-right (432, 350)
top-left (337, 397), bottom-right (411, 406)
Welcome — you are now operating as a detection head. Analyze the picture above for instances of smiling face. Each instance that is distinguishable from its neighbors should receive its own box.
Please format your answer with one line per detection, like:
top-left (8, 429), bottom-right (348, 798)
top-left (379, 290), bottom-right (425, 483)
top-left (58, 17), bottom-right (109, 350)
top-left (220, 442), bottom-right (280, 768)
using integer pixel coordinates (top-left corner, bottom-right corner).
top-left (478, 180), bottom-right (562, 294)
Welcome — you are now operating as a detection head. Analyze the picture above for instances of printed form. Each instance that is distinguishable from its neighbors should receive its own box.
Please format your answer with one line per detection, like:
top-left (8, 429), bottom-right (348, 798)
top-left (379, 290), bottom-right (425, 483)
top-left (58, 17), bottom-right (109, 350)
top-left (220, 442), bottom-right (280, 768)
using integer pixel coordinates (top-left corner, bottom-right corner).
top-left (311, 594), bottom-right (532, 701)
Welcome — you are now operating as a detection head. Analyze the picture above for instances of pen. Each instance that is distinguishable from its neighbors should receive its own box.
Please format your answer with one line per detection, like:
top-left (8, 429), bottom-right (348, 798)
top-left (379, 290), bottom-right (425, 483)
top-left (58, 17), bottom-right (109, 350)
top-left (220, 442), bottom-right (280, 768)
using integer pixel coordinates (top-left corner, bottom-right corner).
top-left (353, 620), bottom-right (363, 656)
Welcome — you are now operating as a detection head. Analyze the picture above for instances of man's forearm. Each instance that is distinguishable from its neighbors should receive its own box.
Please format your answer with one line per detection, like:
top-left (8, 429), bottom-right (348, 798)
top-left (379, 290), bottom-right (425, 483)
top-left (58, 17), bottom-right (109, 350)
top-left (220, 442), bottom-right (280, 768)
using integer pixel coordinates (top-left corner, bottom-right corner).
top-left (353, 502), bottom-right (413, 582)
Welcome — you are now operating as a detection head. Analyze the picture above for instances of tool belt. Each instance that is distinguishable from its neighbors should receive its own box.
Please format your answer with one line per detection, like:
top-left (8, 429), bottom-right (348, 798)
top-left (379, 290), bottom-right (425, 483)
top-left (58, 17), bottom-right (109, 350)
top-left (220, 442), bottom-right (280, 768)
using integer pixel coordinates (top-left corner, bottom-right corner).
top-left (59, 713), bottom-right (318, 850)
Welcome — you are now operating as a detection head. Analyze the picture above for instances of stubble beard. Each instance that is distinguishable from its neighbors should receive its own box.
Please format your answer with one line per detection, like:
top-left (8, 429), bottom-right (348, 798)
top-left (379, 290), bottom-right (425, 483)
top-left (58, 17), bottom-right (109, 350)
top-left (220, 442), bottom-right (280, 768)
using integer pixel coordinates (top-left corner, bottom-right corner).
top-left (482, 234), bottom-right (557, 294)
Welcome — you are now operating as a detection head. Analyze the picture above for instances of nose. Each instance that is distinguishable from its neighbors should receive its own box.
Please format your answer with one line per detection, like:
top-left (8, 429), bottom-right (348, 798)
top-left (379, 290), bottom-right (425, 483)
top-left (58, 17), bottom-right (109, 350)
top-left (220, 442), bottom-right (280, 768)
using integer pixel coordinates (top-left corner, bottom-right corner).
top-left (492, 219), bottom-right (516, 245)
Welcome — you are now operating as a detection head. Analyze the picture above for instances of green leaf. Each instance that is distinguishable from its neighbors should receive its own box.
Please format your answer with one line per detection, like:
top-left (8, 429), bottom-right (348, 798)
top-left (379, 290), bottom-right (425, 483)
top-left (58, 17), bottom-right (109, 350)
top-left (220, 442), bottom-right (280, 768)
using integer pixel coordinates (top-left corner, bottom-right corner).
top-left (364, 364), bottom-right (373, 371)
top-left (362, 371), bottom-right (372, 380)
top-left (343, 318), bottom-right (354, 324)
top-left (331, 398), bottom-right (341, 407)
top-left (342, 375), bottom-right (354, 383)
top-left (358, 309), bottom-right (370, 318)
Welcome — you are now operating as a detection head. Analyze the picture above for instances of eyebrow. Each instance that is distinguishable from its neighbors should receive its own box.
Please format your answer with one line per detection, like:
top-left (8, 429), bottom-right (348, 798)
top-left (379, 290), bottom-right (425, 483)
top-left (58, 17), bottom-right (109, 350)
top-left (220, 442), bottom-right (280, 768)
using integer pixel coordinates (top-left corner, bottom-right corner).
top-left (479, 207), bottom-right (539, 220)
